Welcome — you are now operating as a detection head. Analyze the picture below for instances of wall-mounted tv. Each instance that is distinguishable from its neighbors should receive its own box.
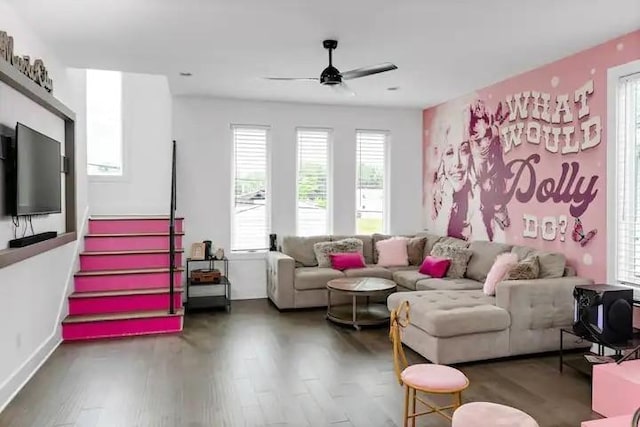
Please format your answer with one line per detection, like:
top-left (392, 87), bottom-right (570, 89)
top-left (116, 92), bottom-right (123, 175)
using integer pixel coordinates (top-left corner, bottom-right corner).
top-left (6, 123), bottom-right (62, 216)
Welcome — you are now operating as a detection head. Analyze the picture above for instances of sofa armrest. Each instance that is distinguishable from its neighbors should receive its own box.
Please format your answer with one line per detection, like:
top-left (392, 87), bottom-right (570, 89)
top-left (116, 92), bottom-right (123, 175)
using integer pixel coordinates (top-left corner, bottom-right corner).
top-left (495, 276), bottom-right (594, 331)
top-left (267, 251), bottom-right (296, 309)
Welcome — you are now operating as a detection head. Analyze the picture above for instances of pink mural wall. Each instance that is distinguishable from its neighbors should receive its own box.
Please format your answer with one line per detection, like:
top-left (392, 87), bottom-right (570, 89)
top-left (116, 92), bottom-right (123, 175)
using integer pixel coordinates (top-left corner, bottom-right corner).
top-left (423, 30), bottom-right (640, 281)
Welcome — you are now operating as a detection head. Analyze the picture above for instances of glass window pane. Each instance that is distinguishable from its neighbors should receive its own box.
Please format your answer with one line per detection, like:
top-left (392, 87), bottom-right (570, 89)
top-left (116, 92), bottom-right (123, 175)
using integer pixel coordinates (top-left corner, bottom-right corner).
top-left (232, 127), bottom-right (269, 251)
top-left (356, 131), bottom-right (387, 234)
top-left (86, 70), bottom-right (123, 176)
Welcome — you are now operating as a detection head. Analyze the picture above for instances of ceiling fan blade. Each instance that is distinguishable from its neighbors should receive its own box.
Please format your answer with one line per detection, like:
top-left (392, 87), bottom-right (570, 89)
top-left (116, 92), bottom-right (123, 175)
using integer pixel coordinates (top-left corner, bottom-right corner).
top-left (331, 82), bottom-right (355, 97)
top-left (263, 77), bottom-right (319, 81)
top-left (340, 63), bottom-right (397, 80)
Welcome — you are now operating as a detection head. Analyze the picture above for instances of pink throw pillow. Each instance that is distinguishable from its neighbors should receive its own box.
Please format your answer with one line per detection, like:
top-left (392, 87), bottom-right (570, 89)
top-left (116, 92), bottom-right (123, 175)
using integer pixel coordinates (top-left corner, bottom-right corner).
top-left (330, 252), bottom-right (366, 271)
top-left (483, 252), bottom-right (519, 296)
top-left (376, 237), bottom-right (409, 267)
top-left (419, 256), bottom-right (451, 278)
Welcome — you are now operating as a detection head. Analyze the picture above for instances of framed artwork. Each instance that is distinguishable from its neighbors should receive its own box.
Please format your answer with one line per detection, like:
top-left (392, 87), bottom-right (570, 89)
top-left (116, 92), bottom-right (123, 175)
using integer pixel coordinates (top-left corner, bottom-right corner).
top-left (190, 242), bottom-right (206, 260)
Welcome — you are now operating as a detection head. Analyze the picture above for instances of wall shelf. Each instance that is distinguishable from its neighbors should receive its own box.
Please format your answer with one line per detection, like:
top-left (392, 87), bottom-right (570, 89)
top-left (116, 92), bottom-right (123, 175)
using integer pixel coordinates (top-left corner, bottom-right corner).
top-left (0, 51), bottom-right (77, 270)
top-left (0, 232), bottom-right (77, 269)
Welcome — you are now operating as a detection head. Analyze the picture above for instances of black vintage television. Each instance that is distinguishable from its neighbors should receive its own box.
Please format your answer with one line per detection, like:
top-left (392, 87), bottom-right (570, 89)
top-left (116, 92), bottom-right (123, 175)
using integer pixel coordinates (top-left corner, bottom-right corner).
top-left (573, 284), bottom-right (634, 344)
top-left (6, 123), bottom-right (62, 216)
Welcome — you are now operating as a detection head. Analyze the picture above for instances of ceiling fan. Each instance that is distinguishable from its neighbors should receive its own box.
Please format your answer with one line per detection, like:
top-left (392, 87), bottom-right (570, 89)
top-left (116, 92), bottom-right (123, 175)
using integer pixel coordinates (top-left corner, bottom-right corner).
top-left (263, 39), bottom-right (397, 96)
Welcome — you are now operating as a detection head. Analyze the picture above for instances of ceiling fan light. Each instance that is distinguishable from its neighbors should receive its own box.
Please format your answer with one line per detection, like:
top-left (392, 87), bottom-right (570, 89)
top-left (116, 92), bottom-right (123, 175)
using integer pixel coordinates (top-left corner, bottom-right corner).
top-left (320, 65), bottom-right (342, 85)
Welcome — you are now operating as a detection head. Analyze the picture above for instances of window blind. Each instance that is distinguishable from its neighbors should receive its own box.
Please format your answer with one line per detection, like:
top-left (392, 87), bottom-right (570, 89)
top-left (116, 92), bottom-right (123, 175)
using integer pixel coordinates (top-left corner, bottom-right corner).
top-left (356, 130), bottom-right (387, 234)
top-left (615, 73), bottom-right (640, 286)
top-left (296, 129), bottom-right (330, 236)
top-left (86, 69), bottom-right (123, 176)
top-left (232, 126), bottom-right (269, 251)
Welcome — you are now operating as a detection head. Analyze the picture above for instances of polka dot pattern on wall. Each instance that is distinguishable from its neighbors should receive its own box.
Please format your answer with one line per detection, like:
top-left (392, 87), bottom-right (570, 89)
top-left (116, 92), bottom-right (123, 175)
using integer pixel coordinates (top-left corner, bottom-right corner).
top-left (551, 76), bottom-right (560, 88)
top-left (583, 253), bottom-right (593, 266)
top-left (591, 68), bottom-right (596, 75)
top-left (617, 43), bottom-right (624, 51)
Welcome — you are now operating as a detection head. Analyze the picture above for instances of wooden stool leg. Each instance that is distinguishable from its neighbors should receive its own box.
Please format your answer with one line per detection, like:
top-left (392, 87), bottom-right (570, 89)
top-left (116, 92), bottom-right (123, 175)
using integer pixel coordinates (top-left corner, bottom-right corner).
top-left (411, 387), bottom-right (417, 427)
top-left (403, 385), bottom-right (410, 427)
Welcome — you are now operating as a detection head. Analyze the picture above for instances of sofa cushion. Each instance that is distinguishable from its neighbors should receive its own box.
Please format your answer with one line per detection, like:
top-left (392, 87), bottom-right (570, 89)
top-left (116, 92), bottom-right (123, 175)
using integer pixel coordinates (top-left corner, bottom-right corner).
top-left (506, 254), bottom-right (540, 280)
top-left (344, 266), bottom-right (393, 280)
top-left (416, 233), bottom-right (444, 259)
top-left (376, 237), bottom-right (410, 267)
top-left (387, 290), bottom-right (509, 338)
top-left (437, 236), bottom-right (469, 248)
top-left (331, 235), bottom-right (374, 264)
top-left (511, 245), bottom-right (535, 261)
top-left (392, 270), bottom-right (431, 290)
top-left (407, 237), bottom-right (427, 265)
top-left (314, 238), bottom-right (363, 268)
top-left (416, 278), bottom-right (483, 291)
top-left (466, 241), bottom-right (512, 282)
top-left (534, 251), bottom-right (566, 279)
top-left (294, 267), bottom-right (344, 291)
top-left (372, 233), bottom-right (391, 264)
top-left (282, 235), bottom-right (331, 267)
top-left (387, 265), bottom-right (420, 273)
top-left (431, 243), bottom-right (472, 279)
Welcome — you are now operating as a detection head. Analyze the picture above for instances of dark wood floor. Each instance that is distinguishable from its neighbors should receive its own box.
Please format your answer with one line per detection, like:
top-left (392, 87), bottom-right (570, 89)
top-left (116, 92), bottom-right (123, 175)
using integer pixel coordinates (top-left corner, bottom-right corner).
top-left (0, 299), bottom-right (599, 427)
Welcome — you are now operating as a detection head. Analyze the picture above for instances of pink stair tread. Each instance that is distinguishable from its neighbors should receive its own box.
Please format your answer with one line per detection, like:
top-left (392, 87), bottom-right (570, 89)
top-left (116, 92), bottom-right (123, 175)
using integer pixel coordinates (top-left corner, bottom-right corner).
top-left (80, 250), bottom-right (183, 271)
top-left (69, 288), bottom-right (183, 315)
top-left (89, 217), bottom-right (184, 234)
top-left (62, 309), bottom-right (184, 341)
top-left (74, 267), bottom-right (183, 292)
top-left (84, 232), bottom-right (184, 252)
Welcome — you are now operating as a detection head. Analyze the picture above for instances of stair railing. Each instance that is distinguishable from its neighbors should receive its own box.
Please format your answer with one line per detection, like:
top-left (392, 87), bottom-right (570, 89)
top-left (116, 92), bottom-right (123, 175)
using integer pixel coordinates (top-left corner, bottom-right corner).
top-left (169, 140), bottom-right (177, 314)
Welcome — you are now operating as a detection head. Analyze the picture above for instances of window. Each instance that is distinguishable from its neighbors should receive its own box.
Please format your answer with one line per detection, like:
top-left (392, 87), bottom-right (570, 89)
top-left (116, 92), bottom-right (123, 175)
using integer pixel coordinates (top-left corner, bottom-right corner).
top-left (232, 126), bottom-right (269, 251)
top-left (296, 129), bottom-right (331, 236)
top-left (86, 69), bottom-right (123, 176)
top-left (356, 130), bottom-right (388, 234)
top-left (614, 72), bottom-right (640, 286)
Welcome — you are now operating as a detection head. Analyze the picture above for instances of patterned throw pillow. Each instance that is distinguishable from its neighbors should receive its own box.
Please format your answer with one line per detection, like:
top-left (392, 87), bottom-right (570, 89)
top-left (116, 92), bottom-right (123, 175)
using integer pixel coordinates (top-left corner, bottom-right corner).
top-left (430, 242), bottom-right (472, 279)
top-left (505, 255), bottom-right (540, 280)
top-left (313, 238), bottom-right (364, 268)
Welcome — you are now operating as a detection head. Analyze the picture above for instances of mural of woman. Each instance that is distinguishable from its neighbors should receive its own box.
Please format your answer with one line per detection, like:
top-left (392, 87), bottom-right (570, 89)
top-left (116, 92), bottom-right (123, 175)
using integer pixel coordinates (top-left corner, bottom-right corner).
top-left (467, 100), bottom-right (510, 241)
top-left (431, 109), bottom-right (488, 241)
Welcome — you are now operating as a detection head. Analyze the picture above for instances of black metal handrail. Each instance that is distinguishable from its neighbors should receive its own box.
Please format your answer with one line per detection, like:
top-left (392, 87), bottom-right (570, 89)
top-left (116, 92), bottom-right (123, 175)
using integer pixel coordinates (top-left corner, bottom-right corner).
top-left (632, 407), bottom-right (640, 427)
top-left (169, 140), bottom-right (177, 314)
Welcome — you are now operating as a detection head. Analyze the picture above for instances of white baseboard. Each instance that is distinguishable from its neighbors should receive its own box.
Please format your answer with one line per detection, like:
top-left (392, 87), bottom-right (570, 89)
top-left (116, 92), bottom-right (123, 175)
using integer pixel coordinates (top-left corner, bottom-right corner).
top-left (0, 330), bottom-right (61, 413)
top-left (0, 207), bottom-right (89, 414)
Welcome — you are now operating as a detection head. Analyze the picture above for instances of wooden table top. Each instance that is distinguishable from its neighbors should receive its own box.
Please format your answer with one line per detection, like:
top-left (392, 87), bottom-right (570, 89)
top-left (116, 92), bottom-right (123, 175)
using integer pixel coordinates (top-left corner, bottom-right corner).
top-left (327, 277), bottom-right (396, 293)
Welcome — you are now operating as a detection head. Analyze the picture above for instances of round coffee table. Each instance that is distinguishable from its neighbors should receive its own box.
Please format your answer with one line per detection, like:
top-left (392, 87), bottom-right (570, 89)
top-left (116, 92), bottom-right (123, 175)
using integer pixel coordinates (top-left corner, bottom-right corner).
top-left (326, 277), bottom-right (396, 330)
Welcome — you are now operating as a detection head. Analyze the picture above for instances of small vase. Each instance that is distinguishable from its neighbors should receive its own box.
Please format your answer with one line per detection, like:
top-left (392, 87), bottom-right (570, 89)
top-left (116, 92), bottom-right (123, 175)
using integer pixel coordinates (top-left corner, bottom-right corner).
top-left (215, 248), bottom-right (224, 260)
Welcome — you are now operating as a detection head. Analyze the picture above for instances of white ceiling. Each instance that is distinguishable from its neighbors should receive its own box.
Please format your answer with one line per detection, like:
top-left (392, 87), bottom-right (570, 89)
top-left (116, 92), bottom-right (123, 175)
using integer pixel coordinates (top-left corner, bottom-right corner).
top-left (7, 0), bottom-right (640, 108)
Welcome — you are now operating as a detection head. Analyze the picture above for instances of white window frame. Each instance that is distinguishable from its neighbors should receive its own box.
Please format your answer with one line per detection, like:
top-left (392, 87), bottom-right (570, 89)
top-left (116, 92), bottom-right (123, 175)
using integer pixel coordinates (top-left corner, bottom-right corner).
top-left (295, 127), bottom-right (333, 236)
top-left (86, 69), bottom-right (127, 182)
top-left (607, 59), bottom-right (640, 295)
top-left (355, 129), bottom-right (390, 235)
top-left (230, 124), bottom-right (271, 253)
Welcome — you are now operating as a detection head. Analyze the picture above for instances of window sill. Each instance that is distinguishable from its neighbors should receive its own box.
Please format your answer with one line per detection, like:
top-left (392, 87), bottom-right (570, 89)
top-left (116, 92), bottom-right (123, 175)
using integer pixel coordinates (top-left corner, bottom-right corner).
top-left (229, 250), bottom-right (267, 261)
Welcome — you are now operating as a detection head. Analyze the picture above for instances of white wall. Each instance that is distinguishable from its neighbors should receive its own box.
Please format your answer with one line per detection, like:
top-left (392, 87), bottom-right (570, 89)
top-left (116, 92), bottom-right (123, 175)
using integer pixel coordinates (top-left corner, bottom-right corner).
top-left (173, 97), bottom-right (422, 299)
top-left (89, 72), bottom-right (172, 215)
top-left (0, 1), bottom-right (88, 411)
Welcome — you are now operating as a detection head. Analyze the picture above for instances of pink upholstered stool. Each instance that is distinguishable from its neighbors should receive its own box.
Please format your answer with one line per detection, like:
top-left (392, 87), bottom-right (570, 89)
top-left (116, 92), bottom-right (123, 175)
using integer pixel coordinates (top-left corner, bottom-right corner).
top-left (452, 402), bottom-right (539, 426)
top-left (390, 301), bottom-right (469, 426)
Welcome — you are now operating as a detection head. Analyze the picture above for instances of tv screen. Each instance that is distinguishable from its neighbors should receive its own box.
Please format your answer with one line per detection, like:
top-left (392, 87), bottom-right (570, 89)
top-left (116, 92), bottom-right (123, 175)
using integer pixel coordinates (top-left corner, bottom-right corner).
top-left (13, 123), bottom-right (62, 216)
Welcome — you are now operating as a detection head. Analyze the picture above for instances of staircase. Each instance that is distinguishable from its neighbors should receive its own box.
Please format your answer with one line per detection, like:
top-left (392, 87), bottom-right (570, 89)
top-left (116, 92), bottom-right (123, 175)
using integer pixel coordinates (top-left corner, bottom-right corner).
top-left (62, 217), bottom-right (185, 341)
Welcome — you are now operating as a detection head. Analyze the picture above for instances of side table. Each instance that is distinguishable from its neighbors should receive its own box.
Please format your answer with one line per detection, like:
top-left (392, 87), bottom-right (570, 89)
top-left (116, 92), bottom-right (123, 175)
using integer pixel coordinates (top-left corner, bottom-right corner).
top-left (559, 327), bottom-right (640, 377)
top-left (185, 257), bottom-right (231, 312)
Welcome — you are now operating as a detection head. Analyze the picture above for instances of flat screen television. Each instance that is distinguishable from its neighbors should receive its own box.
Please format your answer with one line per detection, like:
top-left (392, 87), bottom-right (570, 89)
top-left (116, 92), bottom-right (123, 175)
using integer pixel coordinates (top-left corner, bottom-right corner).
top-left (7, 123), bottom-right (62, 216)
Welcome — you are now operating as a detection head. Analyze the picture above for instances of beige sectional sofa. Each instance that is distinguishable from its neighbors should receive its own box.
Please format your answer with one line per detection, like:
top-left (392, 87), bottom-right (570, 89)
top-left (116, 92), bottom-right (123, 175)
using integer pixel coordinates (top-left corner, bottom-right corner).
top-left (266, 233), bottom-right (593, 363)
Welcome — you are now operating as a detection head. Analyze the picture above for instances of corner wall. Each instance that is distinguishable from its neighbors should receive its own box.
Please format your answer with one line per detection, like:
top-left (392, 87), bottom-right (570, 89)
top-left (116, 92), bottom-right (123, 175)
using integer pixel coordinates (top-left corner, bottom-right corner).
top-left (422, 30), bottom-right (640, 281)
top-left (0, 1), bottom-right (88, 411)
top-left (173, 97), bottom-right (422, 299)
top-left (88, 72), bottom-right (172, 215)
